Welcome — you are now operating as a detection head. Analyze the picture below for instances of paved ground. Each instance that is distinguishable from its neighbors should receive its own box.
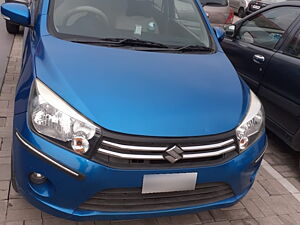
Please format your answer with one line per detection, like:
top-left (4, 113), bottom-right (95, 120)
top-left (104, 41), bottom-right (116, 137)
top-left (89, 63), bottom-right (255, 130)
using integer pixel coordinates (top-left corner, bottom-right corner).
top-left (0, 0), bottom-right (14, 90)
top-left (1, 33), bottom-right (300, 224)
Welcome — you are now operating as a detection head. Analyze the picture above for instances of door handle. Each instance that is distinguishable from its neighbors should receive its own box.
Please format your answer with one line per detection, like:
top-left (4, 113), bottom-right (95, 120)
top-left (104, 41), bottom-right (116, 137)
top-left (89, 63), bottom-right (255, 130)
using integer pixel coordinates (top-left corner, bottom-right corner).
top-left (253, 54), bottom-right (265, 64)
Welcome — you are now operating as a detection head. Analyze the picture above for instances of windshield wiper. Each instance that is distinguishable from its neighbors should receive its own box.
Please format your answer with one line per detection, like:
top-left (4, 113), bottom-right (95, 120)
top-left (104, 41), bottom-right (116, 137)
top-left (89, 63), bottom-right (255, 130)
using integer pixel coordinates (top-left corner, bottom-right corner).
top-left (105, 38), bottom-right (169, 48)
top-left (69, 38), bottom-right (213, 53)
top-left (175, 45), bottom-right (214, 52)
top-left (134, 45), bottom-right (214, 53)
top-left (69, 37), bottom-right (169, 48)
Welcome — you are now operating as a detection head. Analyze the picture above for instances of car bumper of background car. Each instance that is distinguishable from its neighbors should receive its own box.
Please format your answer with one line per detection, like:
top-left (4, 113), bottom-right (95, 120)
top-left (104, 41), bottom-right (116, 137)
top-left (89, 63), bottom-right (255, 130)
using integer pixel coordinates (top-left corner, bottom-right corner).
top-left (13, 112), bottom-right (267, 221)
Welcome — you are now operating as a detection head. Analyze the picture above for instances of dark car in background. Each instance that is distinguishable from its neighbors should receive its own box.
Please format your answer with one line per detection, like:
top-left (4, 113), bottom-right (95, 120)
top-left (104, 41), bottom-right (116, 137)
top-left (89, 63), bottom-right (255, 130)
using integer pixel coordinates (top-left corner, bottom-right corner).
top-left (4, 0), bottom-right (28, 33)
top-left (222, 1), bottom-right (300, 151)
top-left (246, 0), bottom-right (287, 15)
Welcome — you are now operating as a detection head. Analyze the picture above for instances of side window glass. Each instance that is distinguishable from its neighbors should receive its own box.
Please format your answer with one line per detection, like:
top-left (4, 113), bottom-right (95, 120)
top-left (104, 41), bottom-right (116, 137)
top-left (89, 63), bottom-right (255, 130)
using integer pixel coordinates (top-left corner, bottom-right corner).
top-left (237, 7), bottom-right (300, 49)
top-left (284, 30), bottom-right (300, 59)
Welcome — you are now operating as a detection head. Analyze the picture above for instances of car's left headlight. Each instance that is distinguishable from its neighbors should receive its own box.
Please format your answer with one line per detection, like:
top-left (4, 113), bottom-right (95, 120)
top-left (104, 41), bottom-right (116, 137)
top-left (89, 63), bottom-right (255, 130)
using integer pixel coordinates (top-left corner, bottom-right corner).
top-left (29, 79), bottom-right (101, 155)
top-left (236, 91), bottom-right (265, 151)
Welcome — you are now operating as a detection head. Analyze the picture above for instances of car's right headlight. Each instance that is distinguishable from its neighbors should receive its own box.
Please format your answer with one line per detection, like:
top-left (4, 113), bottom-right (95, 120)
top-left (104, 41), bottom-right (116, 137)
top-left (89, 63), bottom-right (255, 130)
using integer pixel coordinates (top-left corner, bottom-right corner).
top-left (236, 91), bottom-right (265, 151)
top-left (29, 79), bottom-right (101, 155)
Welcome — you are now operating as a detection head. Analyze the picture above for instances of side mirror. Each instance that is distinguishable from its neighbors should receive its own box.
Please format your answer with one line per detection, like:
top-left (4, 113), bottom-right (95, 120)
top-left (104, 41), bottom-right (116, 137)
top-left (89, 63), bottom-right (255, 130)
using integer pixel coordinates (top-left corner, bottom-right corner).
top-left (224, 24), bottom-right (236, 38)
top-left (213, 27), bottom-right (225, 42)
top-left (1, 3), bottom-right (31, 27)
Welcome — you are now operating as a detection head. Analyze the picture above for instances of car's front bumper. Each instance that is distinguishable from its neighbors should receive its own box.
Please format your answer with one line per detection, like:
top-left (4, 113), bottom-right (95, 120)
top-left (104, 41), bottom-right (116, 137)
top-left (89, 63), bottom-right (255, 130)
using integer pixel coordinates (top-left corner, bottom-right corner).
top-left (13, 112), bottom-right (267, 221)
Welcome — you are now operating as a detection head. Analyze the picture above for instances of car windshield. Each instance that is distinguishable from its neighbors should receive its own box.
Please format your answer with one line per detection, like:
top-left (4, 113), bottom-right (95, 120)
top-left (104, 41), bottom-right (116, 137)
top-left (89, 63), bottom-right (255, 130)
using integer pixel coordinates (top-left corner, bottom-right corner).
top-left (49, 0), bottom-right (213, 50)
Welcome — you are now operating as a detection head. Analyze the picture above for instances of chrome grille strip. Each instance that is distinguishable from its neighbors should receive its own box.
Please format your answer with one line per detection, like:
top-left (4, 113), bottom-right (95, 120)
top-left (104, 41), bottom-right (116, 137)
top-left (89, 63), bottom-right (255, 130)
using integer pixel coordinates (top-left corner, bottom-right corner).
top-left (102, 140), bottom-right (167, 152)
top-left (97, 146), bottom-right (236, 160)
top-left (98, 148), bottom-right (164, 160)
top-left (102, 138), bottom-right (235, 152)
top-left (181, 139), bottom-right (235, 151)
top-left (182, 146), bottom-right (236, 159)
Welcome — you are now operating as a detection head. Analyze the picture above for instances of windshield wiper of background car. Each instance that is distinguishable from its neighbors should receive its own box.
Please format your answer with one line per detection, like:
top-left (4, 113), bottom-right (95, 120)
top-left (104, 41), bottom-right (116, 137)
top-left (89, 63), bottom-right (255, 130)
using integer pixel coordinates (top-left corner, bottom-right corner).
top-left (68, 37), bottom-right (170, 48)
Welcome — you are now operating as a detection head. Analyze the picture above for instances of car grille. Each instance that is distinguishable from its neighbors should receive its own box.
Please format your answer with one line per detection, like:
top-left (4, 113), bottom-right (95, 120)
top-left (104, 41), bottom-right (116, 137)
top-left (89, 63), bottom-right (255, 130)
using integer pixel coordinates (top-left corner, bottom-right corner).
top-left (92, 129), bottom-right (238, 169)
top-left (79, 182), bottom-right (234, 212)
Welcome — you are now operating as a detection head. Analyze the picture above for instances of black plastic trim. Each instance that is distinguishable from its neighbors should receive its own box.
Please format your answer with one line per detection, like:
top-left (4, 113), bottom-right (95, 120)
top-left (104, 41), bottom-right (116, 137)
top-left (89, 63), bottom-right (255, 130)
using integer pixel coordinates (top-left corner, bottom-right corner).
top-left (101, 127), bottom-right (236, 144)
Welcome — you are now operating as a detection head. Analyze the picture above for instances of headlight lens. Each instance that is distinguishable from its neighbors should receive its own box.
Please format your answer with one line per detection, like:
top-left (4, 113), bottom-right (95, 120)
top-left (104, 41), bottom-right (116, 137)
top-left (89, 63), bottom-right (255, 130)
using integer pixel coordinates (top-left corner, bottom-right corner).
top-left (29, 79), bottom-right (100, 154)
top-left (236, 91), bottom-right (265, 151)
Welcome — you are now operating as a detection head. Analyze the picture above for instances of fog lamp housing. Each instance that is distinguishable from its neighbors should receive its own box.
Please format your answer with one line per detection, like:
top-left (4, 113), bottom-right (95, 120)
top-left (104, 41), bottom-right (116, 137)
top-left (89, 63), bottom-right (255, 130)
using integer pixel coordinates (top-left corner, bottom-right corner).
top-left (30, 172), bottom-right (47, 185)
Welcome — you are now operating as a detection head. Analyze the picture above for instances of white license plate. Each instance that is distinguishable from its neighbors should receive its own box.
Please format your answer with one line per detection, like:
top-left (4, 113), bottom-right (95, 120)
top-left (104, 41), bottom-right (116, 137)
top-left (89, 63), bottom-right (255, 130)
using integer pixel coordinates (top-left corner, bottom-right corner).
top-left (252, 5), bottom-right (261, 9)
top-left (142, 173), bottom-right (197, 194)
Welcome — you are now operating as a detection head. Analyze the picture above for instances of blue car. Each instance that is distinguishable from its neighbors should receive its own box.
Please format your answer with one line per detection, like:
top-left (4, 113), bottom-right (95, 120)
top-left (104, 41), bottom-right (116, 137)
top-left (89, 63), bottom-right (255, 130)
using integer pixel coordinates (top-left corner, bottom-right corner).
top-left (1, 0), bottom-right (267, 221)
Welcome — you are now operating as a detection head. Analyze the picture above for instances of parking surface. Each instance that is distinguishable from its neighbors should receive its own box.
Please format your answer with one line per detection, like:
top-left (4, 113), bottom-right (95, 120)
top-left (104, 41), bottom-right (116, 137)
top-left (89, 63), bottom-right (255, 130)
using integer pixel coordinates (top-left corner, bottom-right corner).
top-left (0, 34), bottom-right (300, 225)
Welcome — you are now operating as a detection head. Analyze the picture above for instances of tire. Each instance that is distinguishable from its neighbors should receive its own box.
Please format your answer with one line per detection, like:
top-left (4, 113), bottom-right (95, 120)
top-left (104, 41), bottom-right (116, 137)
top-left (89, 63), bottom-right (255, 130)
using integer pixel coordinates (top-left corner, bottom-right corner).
top-left (11, 156), bottom-right (19, 193)
top-left (6, 21), bottom-right (20, 34)
top-left (238, 8), bottom-right (245, 18)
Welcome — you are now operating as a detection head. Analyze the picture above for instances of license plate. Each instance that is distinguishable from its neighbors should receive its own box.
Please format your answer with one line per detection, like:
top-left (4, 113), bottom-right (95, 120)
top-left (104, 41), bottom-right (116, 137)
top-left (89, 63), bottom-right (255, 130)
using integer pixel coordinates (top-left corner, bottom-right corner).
top-left (142, 173), bottom-right (197, 194)
top-left (252, 5), bottom-right (261, 9)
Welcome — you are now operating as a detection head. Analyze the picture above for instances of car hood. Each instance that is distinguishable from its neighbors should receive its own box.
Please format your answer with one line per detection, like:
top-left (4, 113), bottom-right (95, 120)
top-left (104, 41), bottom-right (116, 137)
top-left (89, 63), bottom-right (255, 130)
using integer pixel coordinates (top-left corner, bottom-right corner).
top-left (34, 36), bottom-right (249, 137)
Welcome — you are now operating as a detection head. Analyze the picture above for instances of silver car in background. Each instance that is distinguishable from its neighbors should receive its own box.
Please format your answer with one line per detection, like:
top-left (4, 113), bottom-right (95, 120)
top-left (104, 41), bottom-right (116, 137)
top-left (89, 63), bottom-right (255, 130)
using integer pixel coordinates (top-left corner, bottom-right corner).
top-left (229, 0), bottom-right (251, 17)
top-left (201, 0), bottom-right (234, 27)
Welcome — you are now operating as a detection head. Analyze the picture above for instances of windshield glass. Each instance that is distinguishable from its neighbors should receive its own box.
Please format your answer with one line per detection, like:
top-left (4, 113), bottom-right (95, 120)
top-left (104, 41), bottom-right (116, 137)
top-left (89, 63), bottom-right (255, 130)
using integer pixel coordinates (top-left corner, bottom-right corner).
top-left (49, 0), bottom-right (213, 49)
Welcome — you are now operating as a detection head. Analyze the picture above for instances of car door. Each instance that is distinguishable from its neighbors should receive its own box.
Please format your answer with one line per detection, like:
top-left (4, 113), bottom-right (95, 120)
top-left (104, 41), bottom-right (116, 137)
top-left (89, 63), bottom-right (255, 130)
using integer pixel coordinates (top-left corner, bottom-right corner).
top-left (222, 6), bottom-right (300, 93)
top-left (258, 19), bottom-right (300, 145)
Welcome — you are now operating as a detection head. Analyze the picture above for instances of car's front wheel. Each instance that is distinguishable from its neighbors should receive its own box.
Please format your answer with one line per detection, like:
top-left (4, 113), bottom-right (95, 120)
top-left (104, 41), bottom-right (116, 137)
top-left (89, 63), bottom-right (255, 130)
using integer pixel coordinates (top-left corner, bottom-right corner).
top-left (6, 21), bottom-right (20, 34)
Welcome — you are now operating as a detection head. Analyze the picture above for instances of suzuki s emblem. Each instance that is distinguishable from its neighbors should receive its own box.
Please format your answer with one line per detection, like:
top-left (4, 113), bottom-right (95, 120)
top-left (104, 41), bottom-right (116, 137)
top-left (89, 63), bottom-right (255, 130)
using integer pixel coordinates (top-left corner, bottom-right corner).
top-left (164, 146), bottom-right (184, 163)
